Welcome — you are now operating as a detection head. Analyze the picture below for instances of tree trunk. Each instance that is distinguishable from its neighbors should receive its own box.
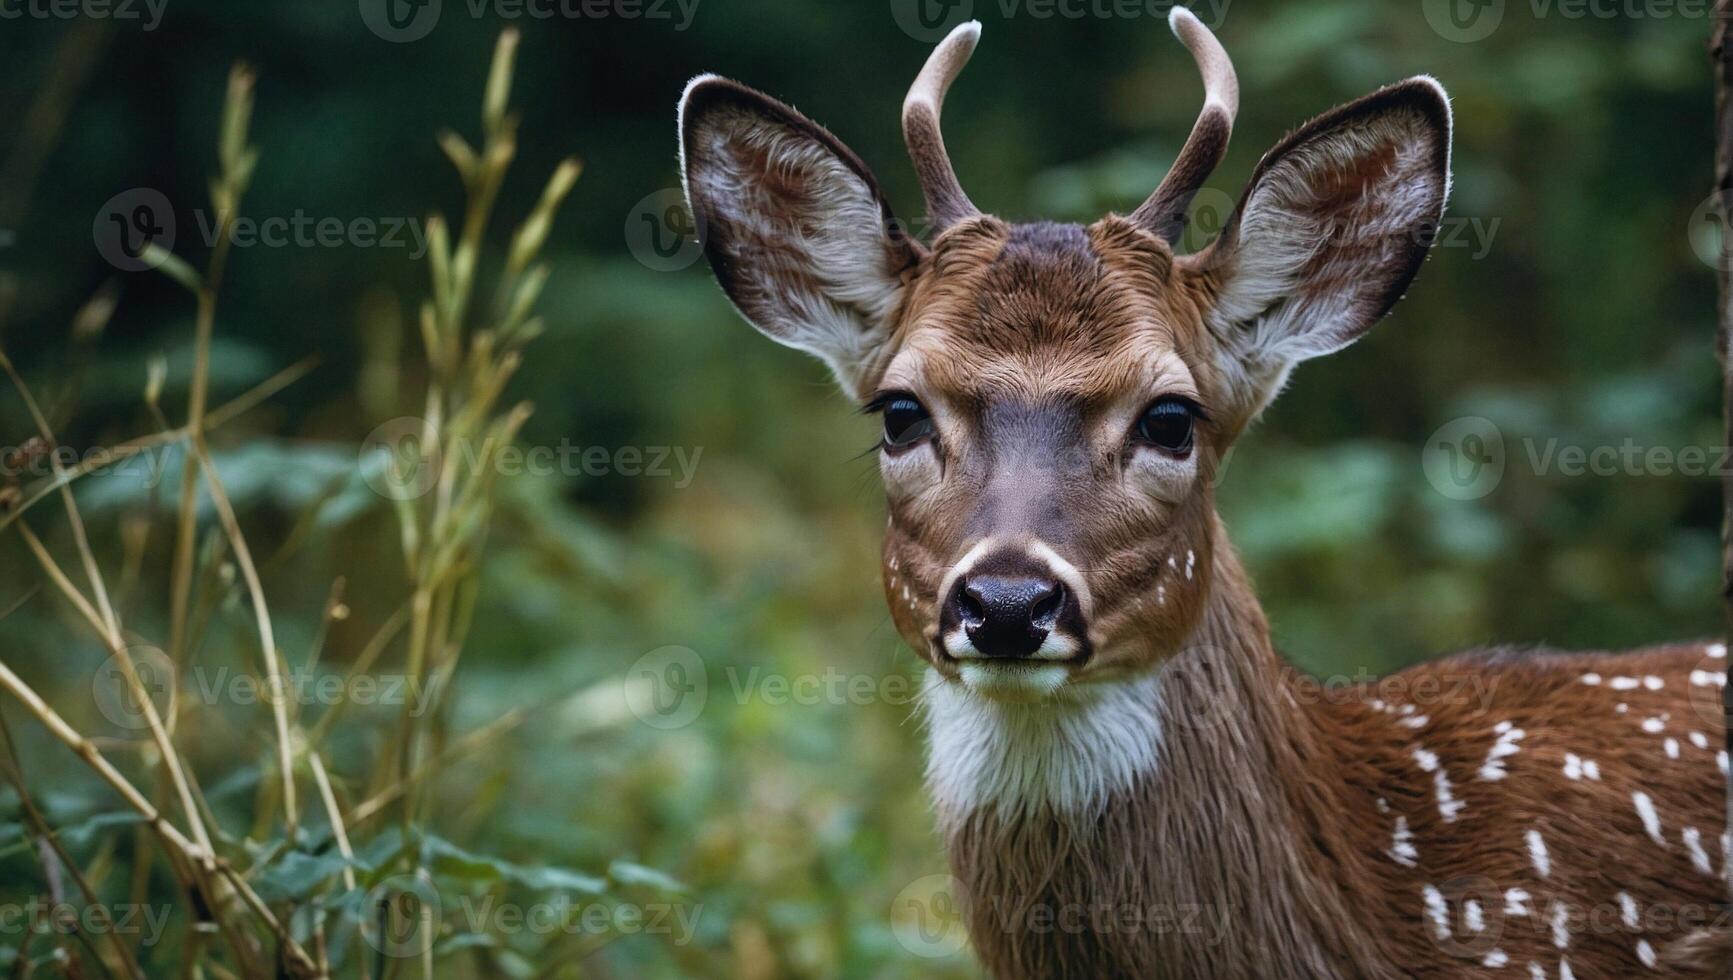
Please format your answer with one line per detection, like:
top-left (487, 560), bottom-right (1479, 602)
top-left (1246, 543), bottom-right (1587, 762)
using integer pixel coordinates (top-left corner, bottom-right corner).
top-left (1711, 0), bottom-right (1733, 933)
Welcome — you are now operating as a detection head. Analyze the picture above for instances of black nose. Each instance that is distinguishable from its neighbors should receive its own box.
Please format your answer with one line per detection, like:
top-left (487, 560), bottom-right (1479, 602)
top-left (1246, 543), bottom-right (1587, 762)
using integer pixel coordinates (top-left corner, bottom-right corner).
top-left (951, 575), bottom-right (1064, 658)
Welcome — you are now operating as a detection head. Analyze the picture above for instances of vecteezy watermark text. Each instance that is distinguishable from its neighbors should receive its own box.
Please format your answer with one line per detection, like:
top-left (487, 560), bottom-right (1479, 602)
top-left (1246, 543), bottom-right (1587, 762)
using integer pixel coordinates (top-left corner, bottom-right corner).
top-left (0, 899), bottom-right (173, 947)
top-left (0, 0), bottom-right (166, 30)
top-left (359, 0), bottom-right (700, 42)
top-left (94, 188), bottom-right (429, 272)
top-left (890, 0), bottom-right (1230, 43)
top-left (362, 418), bottom-right (704, 500)
top-left (1422, 416), bottom-right (1733, 500)
top-left (1423, 0), bottom-right (1709, 43)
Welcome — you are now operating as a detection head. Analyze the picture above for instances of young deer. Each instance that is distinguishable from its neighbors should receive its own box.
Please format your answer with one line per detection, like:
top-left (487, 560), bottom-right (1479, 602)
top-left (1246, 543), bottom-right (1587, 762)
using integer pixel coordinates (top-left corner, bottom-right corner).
top-left (679, 11), bottom-right (1729, 978)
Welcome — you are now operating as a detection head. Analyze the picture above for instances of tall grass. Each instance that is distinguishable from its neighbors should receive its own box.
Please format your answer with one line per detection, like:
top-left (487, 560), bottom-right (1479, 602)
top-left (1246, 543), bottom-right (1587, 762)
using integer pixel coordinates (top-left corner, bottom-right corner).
top-left (0, 29), bottom-right (660, 979)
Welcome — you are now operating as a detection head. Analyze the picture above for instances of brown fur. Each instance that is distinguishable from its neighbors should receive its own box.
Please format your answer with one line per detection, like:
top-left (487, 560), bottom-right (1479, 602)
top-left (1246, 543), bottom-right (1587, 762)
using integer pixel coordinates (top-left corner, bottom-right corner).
top-left (946, 529), bottom-right (1728, 978)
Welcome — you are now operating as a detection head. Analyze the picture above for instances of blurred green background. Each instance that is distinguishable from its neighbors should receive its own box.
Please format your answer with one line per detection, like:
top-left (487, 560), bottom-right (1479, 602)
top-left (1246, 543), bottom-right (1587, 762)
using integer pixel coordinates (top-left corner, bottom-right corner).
top-left (0, 0), bottom-right (1726, 976)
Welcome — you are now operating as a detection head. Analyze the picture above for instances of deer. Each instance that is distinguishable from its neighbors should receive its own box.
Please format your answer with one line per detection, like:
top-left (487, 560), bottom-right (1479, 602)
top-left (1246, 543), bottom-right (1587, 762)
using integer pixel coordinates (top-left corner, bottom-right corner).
top-left (678, 9), bottom-right (1730, 978)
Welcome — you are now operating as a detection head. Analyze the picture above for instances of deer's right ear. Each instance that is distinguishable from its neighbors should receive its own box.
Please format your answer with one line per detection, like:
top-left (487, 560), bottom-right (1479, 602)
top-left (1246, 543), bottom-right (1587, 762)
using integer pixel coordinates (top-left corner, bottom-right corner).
top-left (1185, 77), bottom-right (1451, 410)
top-left (679, 76), bottom-right (924, 401)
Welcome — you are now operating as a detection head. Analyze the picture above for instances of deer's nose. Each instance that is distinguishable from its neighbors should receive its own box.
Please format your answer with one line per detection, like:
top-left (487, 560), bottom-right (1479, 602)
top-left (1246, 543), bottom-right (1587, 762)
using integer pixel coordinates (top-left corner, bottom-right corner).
top-left (951, 575), bottom-right (1064, 659)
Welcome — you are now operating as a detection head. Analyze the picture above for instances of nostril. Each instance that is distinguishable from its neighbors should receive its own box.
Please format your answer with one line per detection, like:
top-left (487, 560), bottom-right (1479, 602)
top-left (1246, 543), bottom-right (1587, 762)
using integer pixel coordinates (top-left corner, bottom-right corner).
top-left (957, 590), bottom-right (986, 629)
top-left (1029, 583), bottom-right (1062, 629)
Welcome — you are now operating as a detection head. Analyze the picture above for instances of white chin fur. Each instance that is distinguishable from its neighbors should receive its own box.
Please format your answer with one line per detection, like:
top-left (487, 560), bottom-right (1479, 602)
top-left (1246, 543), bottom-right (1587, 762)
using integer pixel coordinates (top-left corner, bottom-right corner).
top-left (923, 667), bottom-right (1164, 821)
top-left (943, 629), bottom-right (1080, 662)
top-left (957, 662), bottom-right (1072, 701)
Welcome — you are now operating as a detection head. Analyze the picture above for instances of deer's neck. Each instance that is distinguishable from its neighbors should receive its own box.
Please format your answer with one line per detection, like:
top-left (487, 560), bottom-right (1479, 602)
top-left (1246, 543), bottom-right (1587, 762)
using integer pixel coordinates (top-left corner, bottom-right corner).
top-left (924, 528), bottom-right (1400, 979)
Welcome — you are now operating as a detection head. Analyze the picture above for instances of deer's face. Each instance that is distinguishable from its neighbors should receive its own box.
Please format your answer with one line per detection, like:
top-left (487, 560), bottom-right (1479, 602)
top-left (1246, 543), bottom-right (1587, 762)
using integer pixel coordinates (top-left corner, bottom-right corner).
top-left (871, 218), bottom-right (1230, 698)
top-left (681, 13), bottom-right (1452, 702)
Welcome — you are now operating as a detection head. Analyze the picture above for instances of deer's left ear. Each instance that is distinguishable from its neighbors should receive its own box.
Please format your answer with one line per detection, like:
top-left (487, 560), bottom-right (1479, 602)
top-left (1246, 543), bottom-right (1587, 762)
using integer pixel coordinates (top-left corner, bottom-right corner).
top-left (1187, 77), bottom-right (1451, 390)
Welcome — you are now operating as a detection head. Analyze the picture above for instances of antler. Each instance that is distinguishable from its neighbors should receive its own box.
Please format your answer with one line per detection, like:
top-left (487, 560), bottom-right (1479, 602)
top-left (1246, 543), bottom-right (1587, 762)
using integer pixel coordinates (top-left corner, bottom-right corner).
top-left (903, 21), bottom-right (983, 236)
top-left (1129, 7), bottom-right (1239, 243)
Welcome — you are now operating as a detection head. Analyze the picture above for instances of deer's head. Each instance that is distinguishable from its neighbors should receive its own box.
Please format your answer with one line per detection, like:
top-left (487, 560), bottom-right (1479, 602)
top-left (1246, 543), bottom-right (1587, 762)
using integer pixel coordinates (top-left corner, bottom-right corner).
top-left (680, 11), bottom-right (1451, 703)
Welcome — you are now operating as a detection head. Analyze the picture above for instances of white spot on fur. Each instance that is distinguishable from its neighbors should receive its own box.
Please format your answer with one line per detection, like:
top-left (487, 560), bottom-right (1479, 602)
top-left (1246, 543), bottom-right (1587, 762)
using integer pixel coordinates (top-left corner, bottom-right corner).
top-left (1400, 714), bottom-right (1430, 729)
top-left (1690, 669), bottom-right (1724, 688)
top-left (1689, 731), bottom-right (1709, 749)
top-left (1580, 672), bottom-right (1601, 685)
top-left (1184, 549), bottom-right (1195, 580)
top-left (922, 669), bottom-right (1161, 819)
top-left (1478, 723), bottom-right (1524, 780)
top-left (1413, 746), bottom-right (1463, 822)
top-left (1640, 716), bottom-right (1665, 734)
top-left (1708, 642), bottom-right (1725, 658)
top-left (1617, 892), bottom-right (1637, 929)
top-left (1527, 964), bottom-right (1543, 980)
top-left (1719, 750), bottom-right (1729, 775)
top-left (1610, 676), bottom-right (1641, 690)
top-left (1683, 826), bottom-right (1712, 875)
top-left (1642, 675), bottom-right (1663, 691)
top-left (1549, 900), bottom-right (1570, 948)
top-left (1632, 792), bottom-right (1663, 846)
top-left (1505, 888), bottom-right (1531, 916)
top-left (1388, 817), bottom-right (1418, 868)
top-left (1636, 939), bottom-right (1656, 968)
top-left (1664, 738), bottom-right (1679, 759)
top-left (1526, 831), bottom-right (1550, 878)
top-left (1559, 958), bottom-right (1576, 980)
top-left (1616, 702), bottom-right (1628, 714)
top-left (1422, 884), bottom-right (1450, 941)
top-left (1483, 949), bottom-right (1508, 968)
top-left (1562, 753), bottom-right (1602, 781)
top-left (1464, 899), bottom-right (1484, 933)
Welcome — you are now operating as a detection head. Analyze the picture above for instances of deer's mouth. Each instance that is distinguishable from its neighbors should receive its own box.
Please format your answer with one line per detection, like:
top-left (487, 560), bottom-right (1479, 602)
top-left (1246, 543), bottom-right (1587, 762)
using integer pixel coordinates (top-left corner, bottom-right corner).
top-left (946, 656), bottom-right (1078, 703)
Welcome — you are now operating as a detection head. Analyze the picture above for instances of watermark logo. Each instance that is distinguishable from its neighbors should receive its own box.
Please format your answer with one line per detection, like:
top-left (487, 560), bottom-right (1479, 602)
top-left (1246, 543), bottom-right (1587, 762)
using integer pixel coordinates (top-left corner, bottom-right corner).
top-left (624, 645), bottom-right (707, 729)
top-left (1689, 193), bottom-right (1732, 272)
top-left (94, 188), bottom-right (175, 272)
top-left (92, 644), bottom-right (176, 735)
top-left (626, 189), bottom-right (705, 272)
top-left (890, 874), bottom-right (969, 958)
top-left (360, 0), bottom-right (442, 41)
top-left (890, 0), bottom-right (974, 42)
top-left (362, 417), bottom-right (442, 501)
top-left (1422, 0), bottom-right (1504, 42)
top-left (363, 873), bottom-right (443, 958)
top-left (1421, 875), bottom-right (1506, 959)
top-left (1173, 187), bottom-right (1235, 256)
top-left (1423, 416), bottom-right (1505, 501)
top-left (1684, 646), bottom-right (1727, 729)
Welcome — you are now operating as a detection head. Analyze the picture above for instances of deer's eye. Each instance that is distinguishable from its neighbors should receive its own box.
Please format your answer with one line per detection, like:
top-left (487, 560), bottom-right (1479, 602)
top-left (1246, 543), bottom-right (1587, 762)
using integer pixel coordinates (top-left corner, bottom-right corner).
top-left (881, 397), bottom-right (935, 450)
top-left (1135, 398), bottom-right (1196, 456)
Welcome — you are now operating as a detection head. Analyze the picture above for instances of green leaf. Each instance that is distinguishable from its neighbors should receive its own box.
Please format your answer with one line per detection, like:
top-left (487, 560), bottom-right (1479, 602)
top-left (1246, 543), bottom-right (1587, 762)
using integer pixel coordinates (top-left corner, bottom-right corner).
top-left (254, 850), bottom-right (353, 903)
top-left (421, 835), bottom-right (606, 894)
top-left (607, 859), bottom-right (686, 894)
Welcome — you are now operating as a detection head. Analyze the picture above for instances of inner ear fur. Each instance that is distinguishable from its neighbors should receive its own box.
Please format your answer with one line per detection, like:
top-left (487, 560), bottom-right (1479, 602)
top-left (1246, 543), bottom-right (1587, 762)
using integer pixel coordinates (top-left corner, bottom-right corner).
top-left (1185, 77), bottom-right (1452, 370)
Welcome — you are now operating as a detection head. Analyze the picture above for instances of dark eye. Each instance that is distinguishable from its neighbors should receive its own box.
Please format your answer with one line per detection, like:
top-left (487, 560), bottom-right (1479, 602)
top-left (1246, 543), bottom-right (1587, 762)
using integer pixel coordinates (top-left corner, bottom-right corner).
top-left (881, 397), bottom-right (935, 450)
top-left (1135, 398), bottom-right (1196, 456)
